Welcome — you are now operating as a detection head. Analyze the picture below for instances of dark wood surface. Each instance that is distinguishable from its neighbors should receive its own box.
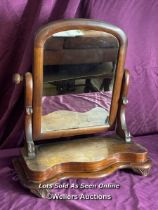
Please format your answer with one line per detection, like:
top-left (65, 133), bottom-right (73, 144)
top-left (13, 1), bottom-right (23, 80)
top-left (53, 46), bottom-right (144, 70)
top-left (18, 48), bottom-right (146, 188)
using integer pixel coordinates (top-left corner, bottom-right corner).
top-left (116, 69), bottom-right (132, 142)
top-left (13, 157), bottom-right (152, 198)
top-left (20, 137), bottom-right (151, 182)
top-left (24, 72), bottom-right (35, 157)
top-left (13, 136), bottom-right (151, 198)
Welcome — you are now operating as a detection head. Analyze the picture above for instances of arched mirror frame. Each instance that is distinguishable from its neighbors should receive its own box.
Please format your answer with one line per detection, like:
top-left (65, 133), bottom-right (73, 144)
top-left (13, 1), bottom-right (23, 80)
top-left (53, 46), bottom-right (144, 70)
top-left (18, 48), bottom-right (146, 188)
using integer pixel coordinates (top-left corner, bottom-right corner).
top-left (33, 19), bottom-right (127, 140)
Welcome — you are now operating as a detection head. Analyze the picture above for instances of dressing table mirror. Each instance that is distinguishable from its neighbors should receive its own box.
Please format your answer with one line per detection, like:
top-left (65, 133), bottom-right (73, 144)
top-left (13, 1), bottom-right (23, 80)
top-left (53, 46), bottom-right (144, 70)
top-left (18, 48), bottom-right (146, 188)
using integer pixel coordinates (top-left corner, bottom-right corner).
top-left (13, 19), bottom-right (151, 198)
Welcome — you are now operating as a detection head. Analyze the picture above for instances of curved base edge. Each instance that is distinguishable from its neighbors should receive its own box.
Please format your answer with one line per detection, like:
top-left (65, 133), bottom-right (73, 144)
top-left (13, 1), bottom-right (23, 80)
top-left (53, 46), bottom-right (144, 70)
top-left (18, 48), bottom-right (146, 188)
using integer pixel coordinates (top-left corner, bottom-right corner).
top-left (13, 158), bottom-right (152, 198)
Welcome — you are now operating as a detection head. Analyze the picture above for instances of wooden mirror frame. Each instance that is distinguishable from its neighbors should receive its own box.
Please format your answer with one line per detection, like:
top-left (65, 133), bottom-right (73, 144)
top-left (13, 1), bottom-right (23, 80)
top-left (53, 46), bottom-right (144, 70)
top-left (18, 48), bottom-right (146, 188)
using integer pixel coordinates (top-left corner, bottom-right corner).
top-left (33, 19), bottom-right (127, 140)
top-left (13, 19), bottom-right (152, 198)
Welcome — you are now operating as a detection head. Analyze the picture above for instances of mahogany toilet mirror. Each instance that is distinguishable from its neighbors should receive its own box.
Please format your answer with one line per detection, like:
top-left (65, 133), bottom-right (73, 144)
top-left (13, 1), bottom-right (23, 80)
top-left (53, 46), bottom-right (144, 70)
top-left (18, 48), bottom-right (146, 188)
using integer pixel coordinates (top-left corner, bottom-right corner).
top-left (13, 19), bottom-right (151, 198)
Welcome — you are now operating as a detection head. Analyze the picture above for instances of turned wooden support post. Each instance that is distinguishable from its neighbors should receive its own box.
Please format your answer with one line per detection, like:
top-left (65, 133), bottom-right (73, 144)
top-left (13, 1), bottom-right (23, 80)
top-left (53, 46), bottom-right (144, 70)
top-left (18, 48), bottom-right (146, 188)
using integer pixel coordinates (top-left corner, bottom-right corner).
top-left (13, 72), bottom-right (35, 158)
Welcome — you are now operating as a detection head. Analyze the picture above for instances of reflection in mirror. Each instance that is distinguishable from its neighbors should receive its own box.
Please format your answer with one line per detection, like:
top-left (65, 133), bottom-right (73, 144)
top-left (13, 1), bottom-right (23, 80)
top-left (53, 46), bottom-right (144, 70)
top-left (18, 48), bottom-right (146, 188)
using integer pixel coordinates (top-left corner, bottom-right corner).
top-left (42, 30), bottom-right (119, 132)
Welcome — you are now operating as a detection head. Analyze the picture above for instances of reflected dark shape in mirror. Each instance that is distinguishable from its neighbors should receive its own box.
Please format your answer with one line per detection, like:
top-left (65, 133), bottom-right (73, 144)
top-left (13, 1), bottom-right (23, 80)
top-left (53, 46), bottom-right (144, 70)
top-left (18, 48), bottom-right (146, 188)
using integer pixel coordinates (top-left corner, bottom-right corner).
top-left (42, 30), bottom-right (119, 132)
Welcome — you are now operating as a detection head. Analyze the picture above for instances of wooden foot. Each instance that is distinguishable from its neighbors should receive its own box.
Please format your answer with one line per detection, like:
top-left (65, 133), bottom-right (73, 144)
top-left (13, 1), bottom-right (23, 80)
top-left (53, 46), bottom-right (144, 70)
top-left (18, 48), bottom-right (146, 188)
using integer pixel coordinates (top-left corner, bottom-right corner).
top-left (27, 142), bottom-right (36, 159)
top-left (131, 160), bottom-right (151, 176)
top-left (30, 188), bottom-right (51, 198)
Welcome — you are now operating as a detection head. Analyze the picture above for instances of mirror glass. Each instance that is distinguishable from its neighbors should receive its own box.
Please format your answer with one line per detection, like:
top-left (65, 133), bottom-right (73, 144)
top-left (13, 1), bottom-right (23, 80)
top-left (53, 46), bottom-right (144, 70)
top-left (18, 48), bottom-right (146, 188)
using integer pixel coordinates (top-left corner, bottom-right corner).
top-left (41, 30), bottom-right (119, 132)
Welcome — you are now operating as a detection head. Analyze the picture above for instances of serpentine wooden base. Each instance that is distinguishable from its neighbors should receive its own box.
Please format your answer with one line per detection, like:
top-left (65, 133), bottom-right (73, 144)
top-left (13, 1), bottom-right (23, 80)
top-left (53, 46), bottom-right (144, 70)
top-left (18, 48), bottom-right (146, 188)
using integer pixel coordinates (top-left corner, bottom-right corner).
top-left (13, 137), bottom-right (151, 198)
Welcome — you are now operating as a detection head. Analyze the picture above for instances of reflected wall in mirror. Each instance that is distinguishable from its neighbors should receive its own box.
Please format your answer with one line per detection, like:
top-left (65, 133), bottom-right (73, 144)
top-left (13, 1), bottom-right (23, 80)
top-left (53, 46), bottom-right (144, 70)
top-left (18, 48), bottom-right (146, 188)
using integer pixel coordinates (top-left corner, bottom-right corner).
top-left (42, 30), bottom-right (119, 132)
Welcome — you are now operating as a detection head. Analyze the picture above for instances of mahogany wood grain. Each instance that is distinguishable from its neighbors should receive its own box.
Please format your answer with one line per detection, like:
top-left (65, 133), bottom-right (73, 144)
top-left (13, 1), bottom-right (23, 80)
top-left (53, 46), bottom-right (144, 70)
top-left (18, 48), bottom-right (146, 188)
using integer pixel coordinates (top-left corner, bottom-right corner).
top-left (13, 157), bottom-right (151, 198)
top-left (17, 137), bottom-right (151, 183)
top-left (25, 72), bottom-right (35, 157)
top-left (116, 69), bottom-right (131, 141)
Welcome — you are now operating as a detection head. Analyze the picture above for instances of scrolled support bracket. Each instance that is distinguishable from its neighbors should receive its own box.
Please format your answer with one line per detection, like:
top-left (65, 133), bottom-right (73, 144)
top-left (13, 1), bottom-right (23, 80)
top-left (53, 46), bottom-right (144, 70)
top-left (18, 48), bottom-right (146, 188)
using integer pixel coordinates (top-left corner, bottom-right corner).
top-left (116, 69), bottom-right (132, 143)
top-left (25, 72), bottom-right (35, 158)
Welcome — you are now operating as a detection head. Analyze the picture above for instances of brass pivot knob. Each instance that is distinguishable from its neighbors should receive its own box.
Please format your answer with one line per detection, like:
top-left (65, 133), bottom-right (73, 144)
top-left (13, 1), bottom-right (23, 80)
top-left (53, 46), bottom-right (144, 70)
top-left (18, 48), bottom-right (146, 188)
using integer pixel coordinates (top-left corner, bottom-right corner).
top-left (13, 73), bottom-right (23, 84)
